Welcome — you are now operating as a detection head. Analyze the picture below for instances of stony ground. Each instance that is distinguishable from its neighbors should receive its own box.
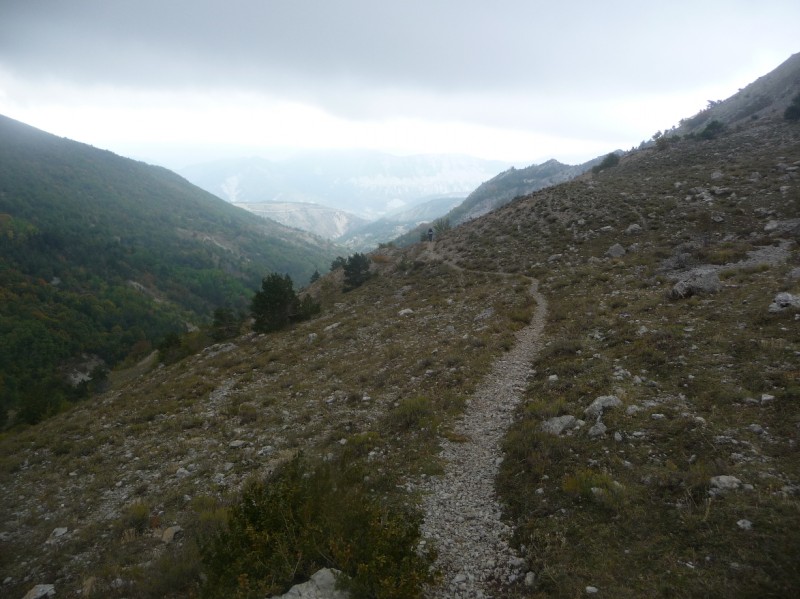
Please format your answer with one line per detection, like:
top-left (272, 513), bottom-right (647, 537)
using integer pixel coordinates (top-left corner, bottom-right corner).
top-left (0, 246), bottom-right (532, 598)
top-left (416, 276), bottom-right (547, 598)
top-left (1, 115), bottom-right (799, 598)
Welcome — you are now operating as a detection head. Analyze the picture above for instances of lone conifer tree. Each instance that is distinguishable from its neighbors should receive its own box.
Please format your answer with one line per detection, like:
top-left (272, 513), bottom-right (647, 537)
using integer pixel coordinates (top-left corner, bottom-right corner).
top-left (251, 273), bottom-right (299, 332)
top-left (343, 253), bottom-right (372, 291)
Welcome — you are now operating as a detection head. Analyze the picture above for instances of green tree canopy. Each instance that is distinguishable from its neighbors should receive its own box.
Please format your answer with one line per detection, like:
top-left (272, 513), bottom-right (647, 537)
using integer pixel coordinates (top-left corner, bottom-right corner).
top-left (343, 253), bottom-right (372, 291)
top-left (785, 92), bottom-right (800, 121)
top-left (251, 273), bottom-right (299, 333)
top-left (251, 273), bottom-right (320, 333)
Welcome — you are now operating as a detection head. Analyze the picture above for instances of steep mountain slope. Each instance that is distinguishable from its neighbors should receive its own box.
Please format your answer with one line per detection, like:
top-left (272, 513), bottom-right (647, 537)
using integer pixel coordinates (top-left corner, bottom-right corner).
top-left (0, 114), bottom-right (339, 423)
top-left (676, 51), bottom-right (800, 136)
top-left (388, 155), bottom-right (606, 248)
top-left (434, 116), bottom-right (800, 597)
top-left (1, 62), bottom-right (799, 598)
top-left (444, 155), bottom-right (605, 225)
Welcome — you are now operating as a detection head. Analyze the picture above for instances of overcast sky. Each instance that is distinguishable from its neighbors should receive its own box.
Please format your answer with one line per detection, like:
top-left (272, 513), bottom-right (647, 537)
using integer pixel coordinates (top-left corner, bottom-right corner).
top-left (1, 1), bottom-right (798, 169)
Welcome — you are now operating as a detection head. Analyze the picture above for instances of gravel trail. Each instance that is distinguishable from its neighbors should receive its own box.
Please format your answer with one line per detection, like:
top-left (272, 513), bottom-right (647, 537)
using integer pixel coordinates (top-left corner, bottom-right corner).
top-left (417, 273), bottom-right (547, 598)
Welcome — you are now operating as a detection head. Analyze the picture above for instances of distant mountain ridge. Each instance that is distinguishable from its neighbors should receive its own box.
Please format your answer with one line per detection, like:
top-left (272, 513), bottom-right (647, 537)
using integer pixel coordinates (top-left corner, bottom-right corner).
top-left (447, 156), bottom-right (605, 225)
top-left (179, 152), bottom-right (511, 220)
top-left (390, 155), bottom-right (606, 246)
top-left (231, 201), bottom-right (369, 239)
top-left (339, 195), bottom-right (465, 250)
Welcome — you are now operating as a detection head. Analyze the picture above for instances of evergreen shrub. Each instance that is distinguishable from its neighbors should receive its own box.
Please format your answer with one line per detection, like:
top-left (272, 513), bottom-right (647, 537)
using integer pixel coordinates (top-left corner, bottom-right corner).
top-left (200, 457), bottom-right (435, 599)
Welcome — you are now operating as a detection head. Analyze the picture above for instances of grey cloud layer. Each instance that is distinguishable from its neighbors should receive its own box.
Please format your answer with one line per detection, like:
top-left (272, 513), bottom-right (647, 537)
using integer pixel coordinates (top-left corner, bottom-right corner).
top-left (1, 0), bottom-right (798, 145)
top-left (5, 1), bottom-right (795, 93)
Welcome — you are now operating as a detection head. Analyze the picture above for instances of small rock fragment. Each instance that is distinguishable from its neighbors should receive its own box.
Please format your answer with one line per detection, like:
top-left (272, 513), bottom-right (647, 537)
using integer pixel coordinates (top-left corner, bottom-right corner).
top-left (162, 526), bottom-right (183, 544)
top-left (737, 519), bottom-right (753, 530)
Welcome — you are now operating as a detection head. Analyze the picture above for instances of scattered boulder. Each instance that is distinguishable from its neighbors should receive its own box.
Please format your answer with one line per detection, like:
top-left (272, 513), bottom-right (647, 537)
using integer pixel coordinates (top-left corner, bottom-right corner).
top-left (22, 585), bottom-right (55, 599)
top-left (524, 571), bottom-right (536, 587)
top-left (398, 308), bottom-right (414, 317)
top-left (709, 475), bottom-right (742, 496)
top-left (625, 223), bottom-right (642, 235)
top-left (541, 415), bottom-right (577, 436)
top-left (161, 525), bottom-right (183, 544)
top-left (585, 395), bottom-right (622, 420)
top-left (606, 243), bottom-right (626, 258)
top-left (588, 421), bottom-right (607, 438)
top-left (768, 292), bottom-right (800, 312)
top-left (268, 568), bottom-right (348, 599)
top-left (46, 527), bottom-right (68, 545)
top-left (669, 270), bottom-right (721, 299)
top-left (764, 218), bottom-right (800, 234)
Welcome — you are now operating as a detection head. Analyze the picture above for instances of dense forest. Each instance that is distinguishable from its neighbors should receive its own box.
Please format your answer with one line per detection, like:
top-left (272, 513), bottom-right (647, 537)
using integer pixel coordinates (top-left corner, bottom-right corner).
top-left (0, 115), bottom-right (339, 425)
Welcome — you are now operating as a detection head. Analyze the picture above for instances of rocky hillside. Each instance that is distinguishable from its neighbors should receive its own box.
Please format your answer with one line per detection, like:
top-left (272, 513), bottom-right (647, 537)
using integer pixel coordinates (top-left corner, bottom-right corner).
top-left (339, 195), bottom-right (465, 250)
top-left (443, 156), bottom-right (604, 226)
top-left (1, 65), bottom-right (799, 598)
top-left (676, 52), bottom-right (800, 136)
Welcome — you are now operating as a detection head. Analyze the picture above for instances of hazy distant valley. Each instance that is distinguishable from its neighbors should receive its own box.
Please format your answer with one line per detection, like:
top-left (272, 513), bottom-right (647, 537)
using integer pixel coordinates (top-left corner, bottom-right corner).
top-left (179, 151), bottom-right (610, 249)
top-left (179, 152), bottom-right (507, 248)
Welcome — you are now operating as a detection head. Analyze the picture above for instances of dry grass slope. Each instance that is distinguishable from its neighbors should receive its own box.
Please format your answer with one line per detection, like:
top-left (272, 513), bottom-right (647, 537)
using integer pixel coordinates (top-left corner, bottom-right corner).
top-left (0, 247), bottom-right (532, 597)
top-left (1, 115), bottom-right (798, 598)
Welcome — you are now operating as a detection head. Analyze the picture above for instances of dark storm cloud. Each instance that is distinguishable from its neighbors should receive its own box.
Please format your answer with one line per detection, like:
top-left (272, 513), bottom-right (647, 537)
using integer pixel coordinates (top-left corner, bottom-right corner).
top-left (1, 0), bottom-right (798, 164)
top-left (4, 1), bottom-right (796, 102)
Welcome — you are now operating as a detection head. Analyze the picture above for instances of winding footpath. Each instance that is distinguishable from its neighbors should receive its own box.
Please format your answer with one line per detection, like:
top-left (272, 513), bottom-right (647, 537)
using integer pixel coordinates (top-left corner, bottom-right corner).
top-left (416, 260), bottom-right (548, 598)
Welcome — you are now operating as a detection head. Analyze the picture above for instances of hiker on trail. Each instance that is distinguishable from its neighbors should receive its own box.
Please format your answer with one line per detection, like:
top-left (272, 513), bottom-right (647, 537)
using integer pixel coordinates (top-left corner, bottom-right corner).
top-left (427, 227), bottom-right (434, 242)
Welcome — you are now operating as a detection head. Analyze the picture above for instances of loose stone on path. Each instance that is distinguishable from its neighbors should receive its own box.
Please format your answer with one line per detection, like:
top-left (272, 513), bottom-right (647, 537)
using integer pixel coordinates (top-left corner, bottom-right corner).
top-left (417, 277), bottom-right (547, 598)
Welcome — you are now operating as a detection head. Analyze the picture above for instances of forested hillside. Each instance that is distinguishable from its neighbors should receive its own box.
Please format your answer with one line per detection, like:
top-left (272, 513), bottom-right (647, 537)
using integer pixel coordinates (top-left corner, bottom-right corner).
top-left (0, 115), bottom-right (339, 425)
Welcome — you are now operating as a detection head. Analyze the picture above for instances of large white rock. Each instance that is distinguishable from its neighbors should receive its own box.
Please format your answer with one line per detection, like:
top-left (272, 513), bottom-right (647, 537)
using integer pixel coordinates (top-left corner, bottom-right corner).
top-left (541, 415), bottom-right (577, 436)
top-left (22, 585), bottom-right (55, 599)
top-left (709, 475), bottom-right (742, 496)
top-left (584, 395), bottom-right (622, 420)
top-left (270, 568), bottom-right (348, 599)
top-left (768, 292), bottom-right (800, 312)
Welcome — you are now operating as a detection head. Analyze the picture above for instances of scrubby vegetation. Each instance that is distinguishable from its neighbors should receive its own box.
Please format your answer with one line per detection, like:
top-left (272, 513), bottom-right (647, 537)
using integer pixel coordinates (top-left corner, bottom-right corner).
top-left (591, 152), bottom-right (620, 174)
top-left (0, 248), bottom-right (529, 597)
top-left (1, 80), bottom-right (799, 598)
top-left (201, 456), bottom-right (434, 599)
top-left (785, 92), bottom-right (800, 121)
top-left (434, 116), bottom-right (800, 597)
